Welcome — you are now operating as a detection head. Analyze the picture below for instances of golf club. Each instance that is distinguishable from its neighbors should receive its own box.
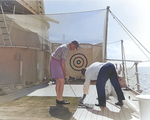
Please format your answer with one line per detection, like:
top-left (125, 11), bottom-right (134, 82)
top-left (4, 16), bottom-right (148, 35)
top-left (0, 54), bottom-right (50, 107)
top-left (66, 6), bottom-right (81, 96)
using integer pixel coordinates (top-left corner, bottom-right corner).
top-left (65, 78), bottom-right (78, 98)
top-left (65, 78), bottom-right (94, 109)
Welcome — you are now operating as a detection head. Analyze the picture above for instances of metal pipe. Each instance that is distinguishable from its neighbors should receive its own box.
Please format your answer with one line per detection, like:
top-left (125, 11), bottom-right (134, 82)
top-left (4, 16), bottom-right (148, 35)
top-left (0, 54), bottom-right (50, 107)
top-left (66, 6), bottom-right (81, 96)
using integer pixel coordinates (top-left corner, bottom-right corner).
top-left (106, 58), bottom-right (142, 62)
top-left (20, 61), bottom-right (22, 77)
top-left (0, 45), bottom-right (51, 53)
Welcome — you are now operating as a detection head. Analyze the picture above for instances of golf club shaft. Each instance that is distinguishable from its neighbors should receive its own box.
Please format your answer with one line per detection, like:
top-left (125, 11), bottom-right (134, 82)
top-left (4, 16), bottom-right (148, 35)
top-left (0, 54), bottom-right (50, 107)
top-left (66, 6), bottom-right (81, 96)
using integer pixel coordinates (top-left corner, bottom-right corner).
top-left (66, 79), bottom-right (77, 98)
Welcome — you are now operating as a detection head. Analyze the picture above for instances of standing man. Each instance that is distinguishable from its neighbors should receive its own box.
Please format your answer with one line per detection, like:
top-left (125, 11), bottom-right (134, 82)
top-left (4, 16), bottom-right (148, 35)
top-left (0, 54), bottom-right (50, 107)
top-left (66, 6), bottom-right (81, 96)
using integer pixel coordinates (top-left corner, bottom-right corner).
top-left (80, 62), bottom-right (125, 107)
top-left (50, 40), bottom-right (79, 104)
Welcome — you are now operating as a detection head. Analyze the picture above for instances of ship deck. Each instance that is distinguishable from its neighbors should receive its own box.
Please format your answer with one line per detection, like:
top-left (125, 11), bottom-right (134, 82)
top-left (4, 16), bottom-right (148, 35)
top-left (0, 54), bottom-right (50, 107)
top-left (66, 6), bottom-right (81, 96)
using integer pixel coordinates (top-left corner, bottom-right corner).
top-left (0, 82), bottom-right (140, 120)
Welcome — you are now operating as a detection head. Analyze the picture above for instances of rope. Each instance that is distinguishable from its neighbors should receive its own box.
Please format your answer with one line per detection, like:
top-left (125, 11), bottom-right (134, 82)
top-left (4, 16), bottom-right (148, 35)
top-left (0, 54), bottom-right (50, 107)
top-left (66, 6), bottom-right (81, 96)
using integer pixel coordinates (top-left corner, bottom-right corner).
top-left (109, 10), bottom-right (150, 60)
top-left (127, 63), bottom-right (135, 70)
top-left (108, 40), bottom-right (121, 44)
top-left (141, 60), bottom-right (150, 62)
top-left (127, 73), bottom-right (136, 78)
top-left (136, 83), bottom-right (150, 92)
top-left (136, 72), bottom-right (150, 76)
top-left (127, 73), bottom-right (150, 93)
top-left (47, 9), bottom-right (106, 15)
top-left (128, 82), bottom-right (137, 87)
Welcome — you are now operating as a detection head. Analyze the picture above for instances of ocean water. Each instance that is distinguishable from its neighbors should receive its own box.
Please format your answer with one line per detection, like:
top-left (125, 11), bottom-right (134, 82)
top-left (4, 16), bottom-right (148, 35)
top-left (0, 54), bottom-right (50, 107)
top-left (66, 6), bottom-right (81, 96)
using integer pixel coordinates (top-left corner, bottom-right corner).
top-left (127, 66), bottom-right (150, 95)
top-left (138, 67), bottom-right (150, 94)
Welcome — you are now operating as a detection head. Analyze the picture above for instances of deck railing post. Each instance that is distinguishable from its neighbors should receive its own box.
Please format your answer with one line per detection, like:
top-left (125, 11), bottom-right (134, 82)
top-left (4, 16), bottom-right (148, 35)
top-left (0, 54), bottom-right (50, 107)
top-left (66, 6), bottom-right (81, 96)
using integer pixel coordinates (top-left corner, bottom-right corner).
top-left (135, 62), bottom-right (141, 93)
top-left (121, 40), bottom-right (125, 78)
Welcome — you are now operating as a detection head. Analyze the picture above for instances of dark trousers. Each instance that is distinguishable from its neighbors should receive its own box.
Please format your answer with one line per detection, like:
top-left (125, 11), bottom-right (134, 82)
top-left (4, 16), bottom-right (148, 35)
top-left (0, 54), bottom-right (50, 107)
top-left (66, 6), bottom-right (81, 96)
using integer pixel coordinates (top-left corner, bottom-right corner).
top-left (96, 63), bottom-right (125, 105)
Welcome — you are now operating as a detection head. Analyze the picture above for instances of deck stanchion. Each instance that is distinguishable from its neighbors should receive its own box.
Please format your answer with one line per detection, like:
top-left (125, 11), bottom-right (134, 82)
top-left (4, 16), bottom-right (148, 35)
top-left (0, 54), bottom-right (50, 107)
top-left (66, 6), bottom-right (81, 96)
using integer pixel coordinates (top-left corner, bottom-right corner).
top-left (134, 62), bottom-right (141, 93)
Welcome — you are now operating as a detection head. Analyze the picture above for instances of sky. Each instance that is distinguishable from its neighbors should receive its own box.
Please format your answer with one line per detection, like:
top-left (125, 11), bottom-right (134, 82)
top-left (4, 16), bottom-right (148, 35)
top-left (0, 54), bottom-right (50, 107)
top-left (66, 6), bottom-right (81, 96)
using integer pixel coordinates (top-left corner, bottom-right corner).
top-left (43, 0), bottom-right (150, 67)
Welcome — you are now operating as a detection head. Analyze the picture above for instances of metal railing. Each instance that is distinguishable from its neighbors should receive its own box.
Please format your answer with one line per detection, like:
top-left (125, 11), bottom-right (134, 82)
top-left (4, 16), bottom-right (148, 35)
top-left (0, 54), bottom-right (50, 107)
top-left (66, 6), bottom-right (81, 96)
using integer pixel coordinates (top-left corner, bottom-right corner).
top-left (115, 61), bottom-right (150, 94)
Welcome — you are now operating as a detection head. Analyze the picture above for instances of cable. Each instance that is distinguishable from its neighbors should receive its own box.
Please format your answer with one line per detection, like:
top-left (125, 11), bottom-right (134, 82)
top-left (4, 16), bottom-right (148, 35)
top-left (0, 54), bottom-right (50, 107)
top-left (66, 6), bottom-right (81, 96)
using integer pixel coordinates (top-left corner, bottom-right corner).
top-left (108, 40), bottom-right (121, 44)
top-left (109, 10), bottom-right (150, 60)
top-left (46, 9), bottom-right (106, 15)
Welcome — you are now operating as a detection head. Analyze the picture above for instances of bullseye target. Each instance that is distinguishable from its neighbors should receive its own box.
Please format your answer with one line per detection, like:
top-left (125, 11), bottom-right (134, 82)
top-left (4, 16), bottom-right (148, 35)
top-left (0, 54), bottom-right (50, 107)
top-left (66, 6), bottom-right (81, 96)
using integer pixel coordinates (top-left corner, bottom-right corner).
top-left (70, 53), bottom-right (88, 71)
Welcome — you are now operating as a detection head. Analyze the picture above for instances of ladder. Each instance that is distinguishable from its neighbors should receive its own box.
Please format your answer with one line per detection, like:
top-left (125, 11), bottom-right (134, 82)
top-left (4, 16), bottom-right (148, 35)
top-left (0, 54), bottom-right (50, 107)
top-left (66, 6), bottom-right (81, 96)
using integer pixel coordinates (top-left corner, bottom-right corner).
top-left (0, 2), bottom-right (15, 46)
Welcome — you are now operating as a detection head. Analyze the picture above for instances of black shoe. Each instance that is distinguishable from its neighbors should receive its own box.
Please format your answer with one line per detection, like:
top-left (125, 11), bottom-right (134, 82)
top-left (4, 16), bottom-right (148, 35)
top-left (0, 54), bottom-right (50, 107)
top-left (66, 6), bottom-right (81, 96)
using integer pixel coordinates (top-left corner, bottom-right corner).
top-left (56, 99), bottom-right (67, 103)
top-left (95, 104), bottom-right (106, 107)
top-left (56, 99), bottom-right (70, 104)
top-left (115, 101), bottom-right (123, 106)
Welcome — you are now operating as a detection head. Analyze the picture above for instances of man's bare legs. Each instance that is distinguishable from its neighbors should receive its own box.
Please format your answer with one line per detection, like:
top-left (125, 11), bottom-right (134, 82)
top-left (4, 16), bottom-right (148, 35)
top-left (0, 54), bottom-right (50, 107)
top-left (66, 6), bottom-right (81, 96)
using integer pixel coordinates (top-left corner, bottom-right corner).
top-left (55, 78), bottom-right (65, 101)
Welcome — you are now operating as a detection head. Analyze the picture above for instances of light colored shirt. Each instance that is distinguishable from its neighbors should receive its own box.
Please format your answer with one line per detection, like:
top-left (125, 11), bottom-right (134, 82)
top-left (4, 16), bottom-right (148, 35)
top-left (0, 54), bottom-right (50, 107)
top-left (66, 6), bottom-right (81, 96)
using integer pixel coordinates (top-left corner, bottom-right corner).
top-left (83, 62), bottom-right (106, 94)
top-left (51, 44), bottom-right (70, 60)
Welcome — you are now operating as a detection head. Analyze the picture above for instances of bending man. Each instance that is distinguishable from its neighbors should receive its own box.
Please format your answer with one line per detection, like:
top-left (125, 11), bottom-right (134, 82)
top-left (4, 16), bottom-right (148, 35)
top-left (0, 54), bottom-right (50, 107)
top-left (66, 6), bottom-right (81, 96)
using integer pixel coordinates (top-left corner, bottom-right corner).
top-left (80, 62), bottom-right (125, 107)
top-left (50, 40), bottom-right (79, 104)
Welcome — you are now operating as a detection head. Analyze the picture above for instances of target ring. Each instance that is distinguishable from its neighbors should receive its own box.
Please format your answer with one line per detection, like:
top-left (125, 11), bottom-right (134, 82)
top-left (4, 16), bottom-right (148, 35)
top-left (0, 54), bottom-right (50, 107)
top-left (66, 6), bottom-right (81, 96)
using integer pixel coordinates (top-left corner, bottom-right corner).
top-left (70, 53), bottom-right (88, 71)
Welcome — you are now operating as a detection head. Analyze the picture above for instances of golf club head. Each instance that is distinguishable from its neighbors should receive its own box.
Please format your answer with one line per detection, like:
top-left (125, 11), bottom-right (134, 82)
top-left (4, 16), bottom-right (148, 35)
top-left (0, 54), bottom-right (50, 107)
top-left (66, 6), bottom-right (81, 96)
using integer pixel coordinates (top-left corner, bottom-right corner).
top-left (78, 103), bottom-right (94, 109)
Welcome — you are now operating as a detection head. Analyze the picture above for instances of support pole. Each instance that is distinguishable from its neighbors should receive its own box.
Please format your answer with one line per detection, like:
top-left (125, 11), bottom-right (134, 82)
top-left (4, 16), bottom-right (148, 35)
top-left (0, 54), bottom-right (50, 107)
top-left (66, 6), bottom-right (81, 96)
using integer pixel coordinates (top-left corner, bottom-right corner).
top-left (102, 6), bottom-right (110, 62)
top-left (19, 54), bottom-right (23, 83)
top-left (121, 40), bottom-right (129, 88)
top-left (121, 40), bottom-right (125, 77)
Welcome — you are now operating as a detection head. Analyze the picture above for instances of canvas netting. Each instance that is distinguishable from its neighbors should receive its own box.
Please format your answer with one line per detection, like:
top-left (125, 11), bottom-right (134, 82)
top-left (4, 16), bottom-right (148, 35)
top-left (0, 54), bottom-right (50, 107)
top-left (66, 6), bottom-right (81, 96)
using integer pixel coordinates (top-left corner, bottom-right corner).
top-left (0, 8), bottom-right (107, 80)
top-left (47, 9), bottom-right (106, 44)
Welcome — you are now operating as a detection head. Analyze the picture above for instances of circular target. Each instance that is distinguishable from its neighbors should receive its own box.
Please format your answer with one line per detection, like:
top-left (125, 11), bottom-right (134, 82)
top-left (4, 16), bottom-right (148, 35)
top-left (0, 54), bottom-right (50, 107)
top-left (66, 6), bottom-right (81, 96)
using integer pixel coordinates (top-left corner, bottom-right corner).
top-left (70, 53), bottom-right (88, 71)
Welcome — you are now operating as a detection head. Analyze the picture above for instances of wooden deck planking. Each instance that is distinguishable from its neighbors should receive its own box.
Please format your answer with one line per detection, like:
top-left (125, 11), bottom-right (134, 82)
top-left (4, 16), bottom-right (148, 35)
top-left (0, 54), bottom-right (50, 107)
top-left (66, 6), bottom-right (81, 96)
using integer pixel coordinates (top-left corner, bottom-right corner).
top-left (84, 86), bottom-right (97, 104)
top-left (84, 109), bottom-right (93, 120)
top-left (73, 108), bottom-right (84, 120)
top-left (78, 109), bottom-right (88, 120)
top-left (37, 84), bottom-right (139, 120)
top-left (119, 107), bottom-right (126, 120)
top-left (125, 99), bottom-right (139, 119)
top-left (70, 85), bottom-right (139, 120)
top-left (107, 101), bottom-right (114, 120)
top-left (120, 101), bottom-right (139, 120)
top-left (122, 104), bottom-right (133, 120)
top-left (97, 107), bottom-right (103, 120)
top-left (90, 109), bottom-right (98, 120)
top-left (123, 100), bottom-right (139, 120)
top-left (0, 83), bottom-right (140, 120)
top-left (103, 107), bottom-right (109, 120)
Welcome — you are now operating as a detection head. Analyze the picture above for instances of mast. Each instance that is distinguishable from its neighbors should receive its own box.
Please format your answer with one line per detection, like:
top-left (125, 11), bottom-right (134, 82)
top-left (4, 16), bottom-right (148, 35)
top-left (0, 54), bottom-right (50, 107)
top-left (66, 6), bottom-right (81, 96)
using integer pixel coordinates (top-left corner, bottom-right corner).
top-left (102, 6), bottom-right (110, 62)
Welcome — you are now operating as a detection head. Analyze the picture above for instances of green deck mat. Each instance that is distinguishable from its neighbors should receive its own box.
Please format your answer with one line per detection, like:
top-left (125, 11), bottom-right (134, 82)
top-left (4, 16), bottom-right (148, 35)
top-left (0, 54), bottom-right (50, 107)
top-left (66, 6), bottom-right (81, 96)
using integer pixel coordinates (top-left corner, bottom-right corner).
top-left (0, 96), bottom-right (78, 120)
